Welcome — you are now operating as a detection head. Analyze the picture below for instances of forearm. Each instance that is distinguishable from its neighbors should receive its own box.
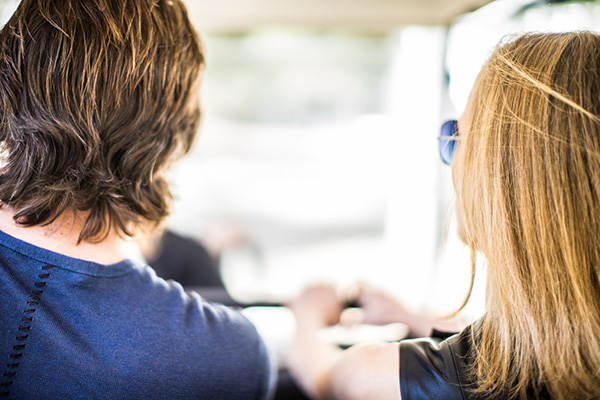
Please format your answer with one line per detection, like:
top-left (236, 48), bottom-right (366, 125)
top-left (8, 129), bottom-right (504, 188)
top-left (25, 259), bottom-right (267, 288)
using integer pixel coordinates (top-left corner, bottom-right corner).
top-left (287, 285), bottom-right (402, 400)
top-left (287, 320), bottom-right (343, 399)
top-left (288, 327), bottom-right (401, 400)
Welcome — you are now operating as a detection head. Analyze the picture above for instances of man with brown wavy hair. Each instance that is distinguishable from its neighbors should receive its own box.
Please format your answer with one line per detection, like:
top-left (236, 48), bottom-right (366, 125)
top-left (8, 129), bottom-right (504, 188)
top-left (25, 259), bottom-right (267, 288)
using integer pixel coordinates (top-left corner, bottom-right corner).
top-left (0, 1), bottom-right (274, 398)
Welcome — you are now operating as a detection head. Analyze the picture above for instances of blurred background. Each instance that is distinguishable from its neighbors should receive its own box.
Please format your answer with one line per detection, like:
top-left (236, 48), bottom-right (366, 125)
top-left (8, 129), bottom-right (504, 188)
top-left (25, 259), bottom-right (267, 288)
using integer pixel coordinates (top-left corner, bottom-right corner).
top-left (164, 0), bottom-right (600, 322)
top-left (167, 0), bottom-right (600, 321)
top-left (2, 0), bottom-right (600, 330)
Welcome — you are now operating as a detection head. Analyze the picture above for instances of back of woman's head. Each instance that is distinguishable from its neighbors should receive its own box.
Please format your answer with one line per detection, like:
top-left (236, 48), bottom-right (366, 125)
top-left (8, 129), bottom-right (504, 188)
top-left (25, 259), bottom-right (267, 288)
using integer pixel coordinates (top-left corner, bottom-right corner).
top-left (455, 32), bottom-right (600, 399)
top-left (0, 0), bottom-right (204, 242)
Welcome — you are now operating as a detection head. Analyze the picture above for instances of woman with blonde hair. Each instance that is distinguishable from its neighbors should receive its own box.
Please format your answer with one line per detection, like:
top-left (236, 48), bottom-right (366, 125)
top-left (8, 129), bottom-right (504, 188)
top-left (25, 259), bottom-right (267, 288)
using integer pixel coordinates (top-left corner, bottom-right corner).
top-left (288, 31), bottom-right (600, 400)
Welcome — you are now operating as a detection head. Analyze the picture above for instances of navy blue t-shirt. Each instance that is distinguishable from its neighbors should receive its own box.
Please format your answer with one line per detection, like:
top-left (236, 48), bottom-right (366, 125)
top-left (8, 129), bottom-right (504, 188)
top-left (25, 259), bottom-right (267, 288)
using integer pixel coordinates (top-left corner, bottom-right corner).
top-left (0, 230), bottom-right (275, 399)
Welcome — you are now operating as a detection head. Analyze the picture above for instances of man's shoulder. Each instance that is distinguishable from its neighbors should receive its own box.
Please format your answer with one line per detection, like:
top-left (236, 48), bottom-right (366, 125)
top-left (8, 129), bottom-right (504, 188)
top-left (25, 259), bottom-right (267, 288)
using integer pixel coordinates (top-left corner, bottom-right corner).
top-left (137, 276), bottom-right (275, 398)
top-left (125, 271), bottom-right (265, 354)
top-left (56, 267), bottom-right (274, 398)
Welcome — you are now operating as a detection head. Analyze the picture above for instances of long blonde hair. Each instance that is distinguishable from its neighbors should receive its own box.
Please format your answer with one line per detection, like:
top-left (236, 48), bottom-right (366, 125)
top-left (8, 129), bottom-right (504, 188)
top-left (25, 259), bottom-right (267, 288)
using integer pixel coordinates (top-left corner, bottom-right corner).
top-left (455, 32), bottom-right (600, 399)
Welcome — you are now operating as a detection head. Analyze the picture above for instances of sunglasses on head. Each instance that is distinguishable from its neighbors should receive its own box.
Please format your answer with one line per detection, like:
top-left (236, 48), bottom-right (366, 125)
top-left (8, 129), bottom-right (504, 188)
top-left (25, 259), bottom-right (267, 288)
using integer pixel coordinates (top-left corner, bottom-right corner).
top-left (439, 119), bottom-right (459, 166)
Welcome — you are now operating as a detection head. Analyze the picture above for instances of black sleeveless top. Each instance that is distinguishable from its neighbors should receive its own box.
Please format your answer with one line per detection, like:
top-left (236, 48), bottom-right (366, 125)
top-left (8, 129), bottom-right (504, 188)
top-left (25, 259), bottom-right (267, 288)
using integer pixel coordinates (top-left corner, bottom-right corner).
top-left (399, 322), bottom-right (551, 400)
top-left (399, 323), bottom-right (480, 400)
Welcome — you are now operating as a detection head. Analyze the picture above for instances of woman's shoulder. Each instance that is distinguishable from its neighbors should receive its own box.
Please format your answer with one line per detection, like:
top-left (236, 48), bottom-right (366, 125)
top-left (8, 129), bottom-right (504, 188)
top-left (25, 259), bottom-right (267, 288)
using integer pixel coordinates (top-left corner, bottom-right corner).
top-left (399, 323), bottom-right (482, 400)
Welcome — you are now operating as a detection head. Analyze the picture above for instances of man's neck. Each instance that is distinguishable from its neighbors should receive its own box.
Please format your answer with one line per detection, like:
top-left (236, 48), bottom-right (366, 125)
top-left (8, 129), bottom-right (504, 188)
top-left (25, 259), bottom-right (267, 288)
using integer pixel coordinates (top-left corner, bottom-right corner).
top-left (0, 207), bottom-right (137, 265)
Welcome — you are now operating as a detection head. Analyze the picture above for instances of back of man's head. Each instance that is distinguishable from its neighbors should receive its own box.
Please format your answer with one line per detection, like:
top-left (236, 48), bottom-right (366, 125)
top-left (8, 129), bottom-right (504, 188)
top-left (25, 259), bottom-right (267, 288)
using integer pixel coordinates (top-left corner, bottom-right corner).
top-left (0, 0), bottom-right (204, 242)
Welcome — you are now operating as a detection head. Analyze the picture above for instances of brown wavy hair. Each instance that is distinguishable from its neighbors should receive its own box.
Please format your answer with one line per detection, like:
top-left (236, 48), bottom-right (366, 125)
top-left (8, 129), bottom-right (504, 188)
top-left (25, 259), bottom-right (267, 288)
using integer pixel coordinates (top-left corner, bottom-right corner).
top-left (455, 32), bottom-right (600, 399)
top-left (0, 0), bottom-right (204, 242)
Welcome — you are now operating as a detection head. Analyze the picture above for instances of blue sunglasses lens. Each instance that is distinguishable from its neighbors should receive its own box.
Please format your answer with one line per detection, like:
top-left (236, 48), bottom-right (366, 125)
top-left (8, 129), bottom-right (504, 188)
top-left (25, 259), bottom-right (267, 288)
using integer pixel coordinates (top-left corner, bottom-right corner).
top-left (439, 120), bottom-right (458, 166)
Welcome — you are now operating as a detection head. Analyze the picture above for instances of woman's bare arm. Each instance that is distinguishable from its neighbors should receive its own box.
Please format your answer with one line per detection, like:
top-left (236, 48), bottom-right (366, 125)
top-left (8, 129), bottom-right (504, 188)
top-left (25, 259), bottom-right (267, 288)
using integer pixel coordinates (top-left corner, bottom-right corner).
top-left (287, 286), bottom-right (401, 400)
